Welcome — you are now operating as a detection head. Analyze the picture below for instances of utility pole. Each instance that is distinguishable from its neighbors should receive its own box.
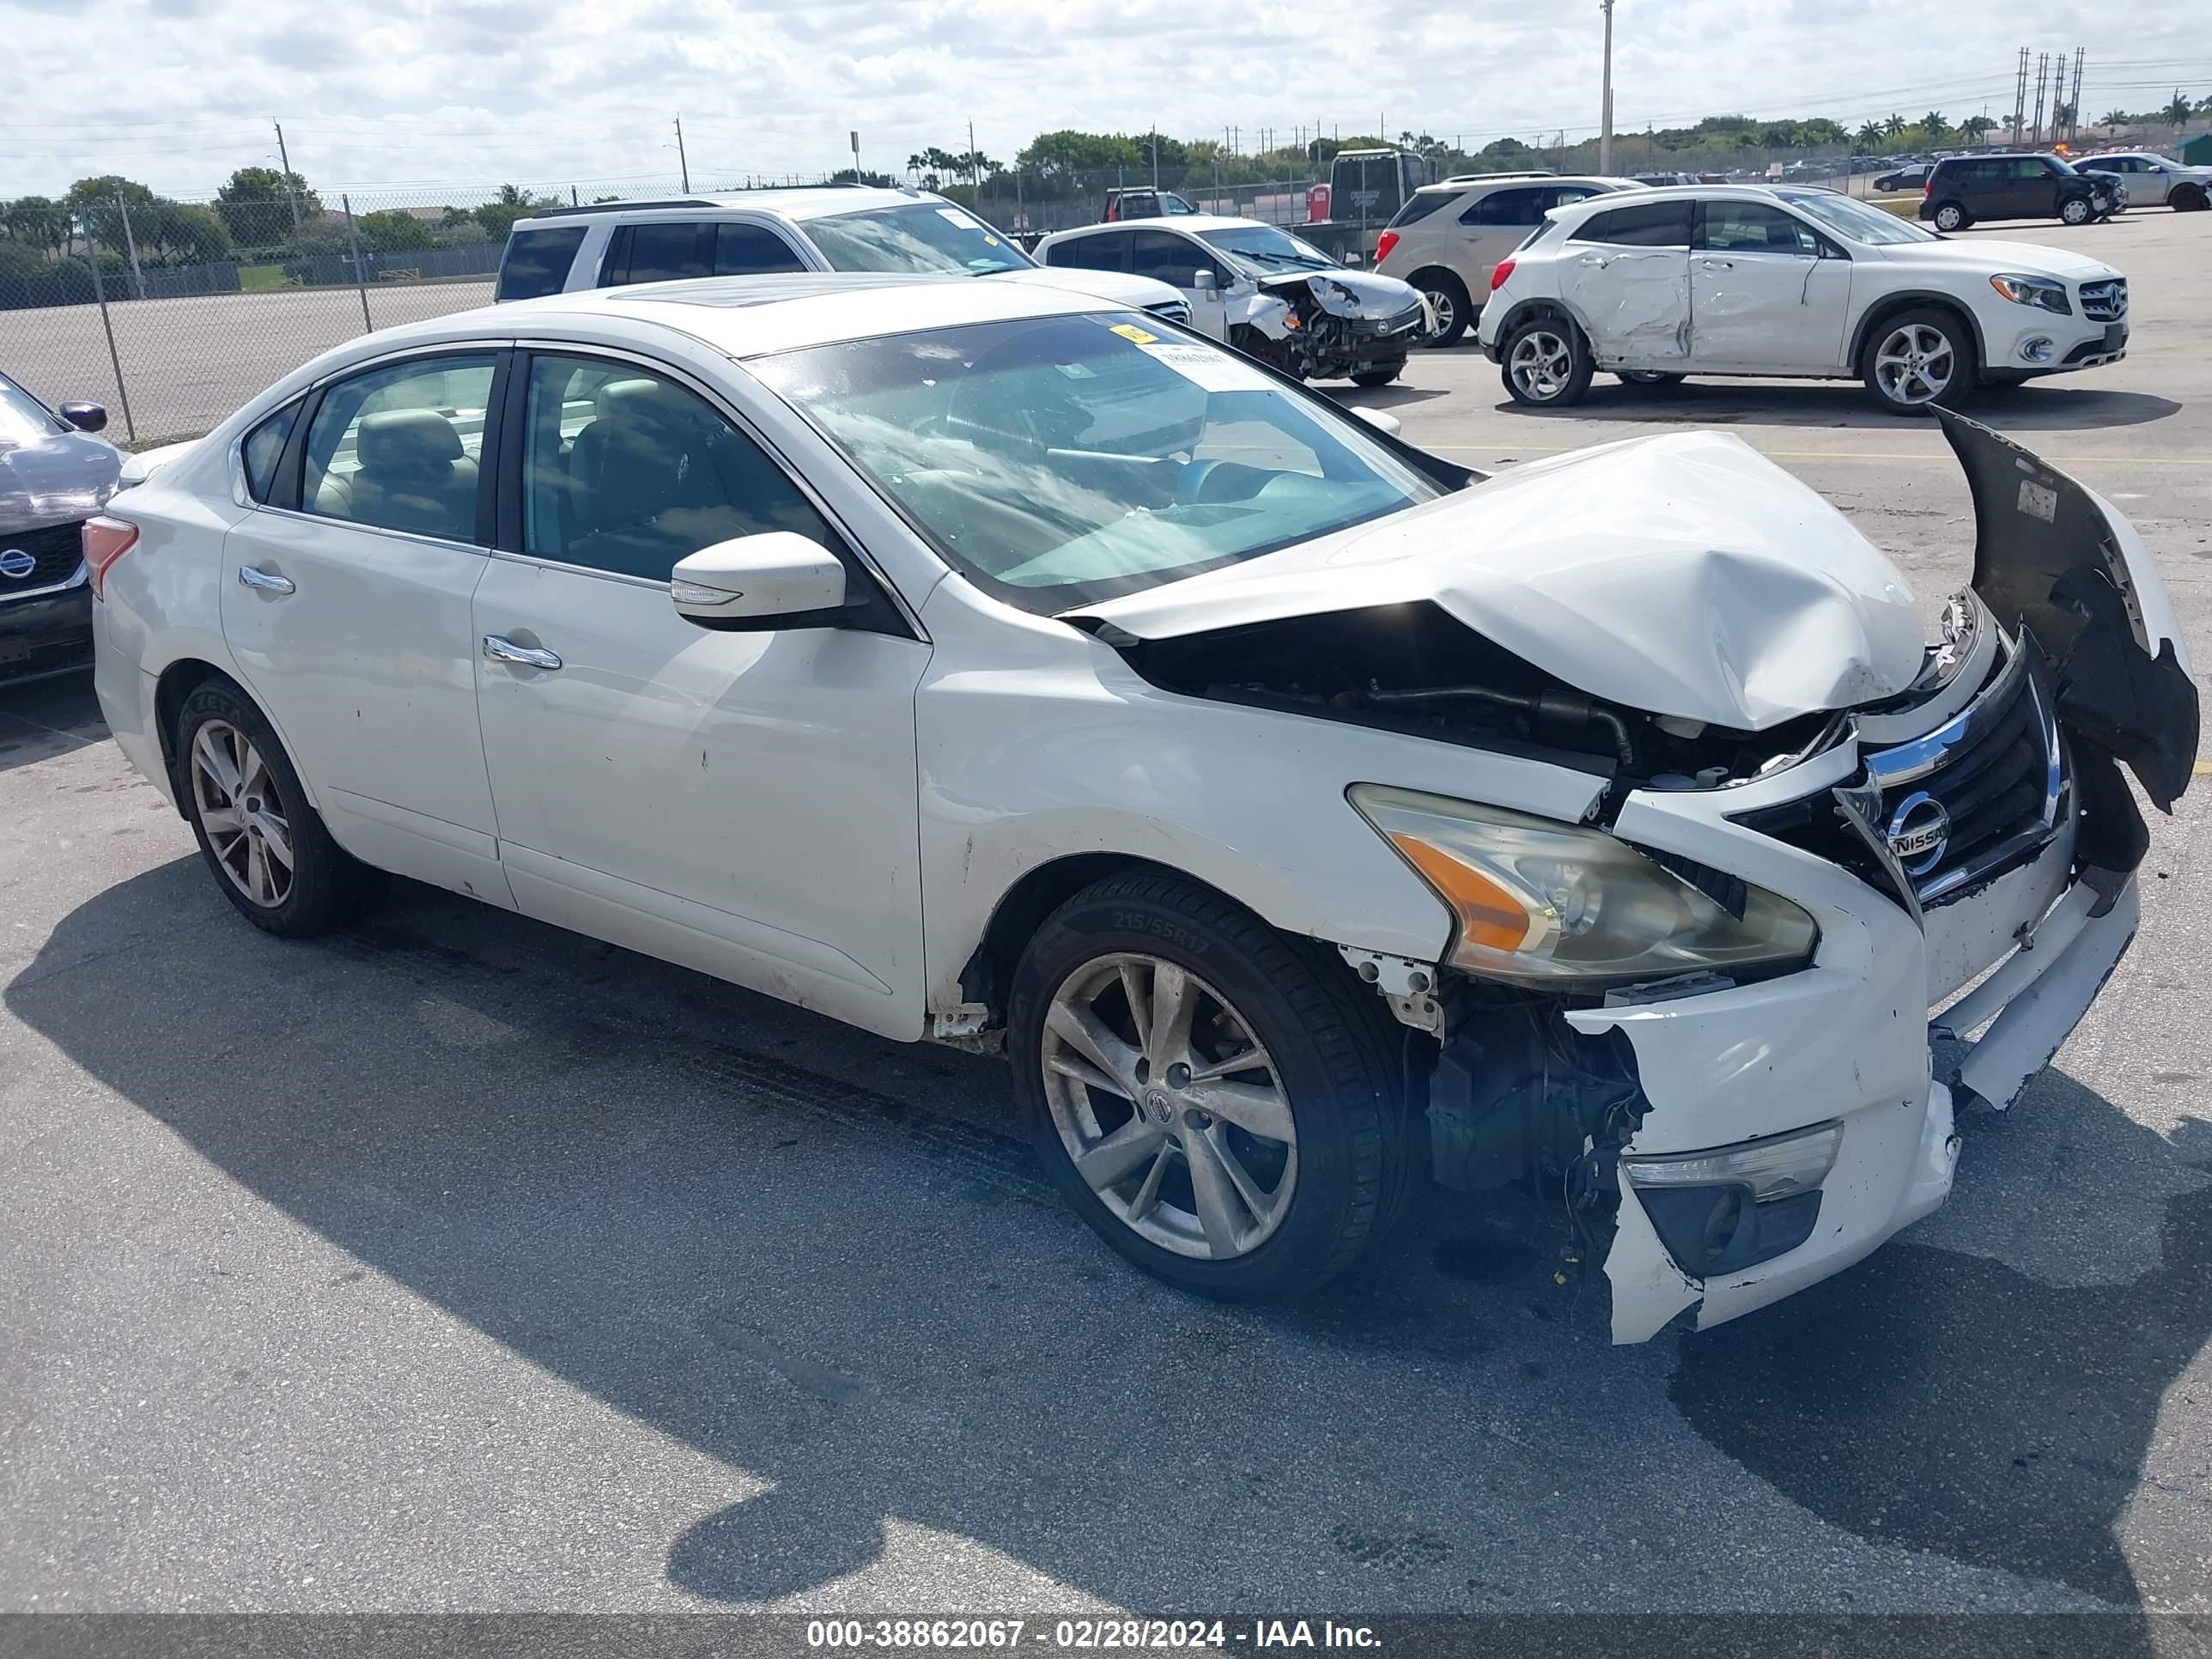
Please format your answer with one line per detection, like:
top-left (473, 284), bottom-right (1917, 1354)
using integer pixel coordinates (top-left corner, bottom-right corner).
top-left (272, 119), bottom-right (304, 240)
top-left (674, 115), bottom-right (691, 190)
top-left (969, 119), bottom-right (980, 189)
top-left (2011, 47), bottom-right (2029, 146)
top-left (2069, 47), bottom-right (2086, 143)
top-left (2030, 52), bottom-right (2048, 145)
top-left (1598, 0), bottom-right (1616, 174)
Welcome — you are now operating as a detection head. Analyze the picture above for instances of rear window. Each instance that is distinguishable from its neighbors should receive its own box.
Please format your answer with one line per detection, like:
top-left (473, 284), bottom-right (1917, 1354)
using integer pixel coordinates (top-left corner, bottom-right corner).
top-left (1574, 199), bottom-right (1693, 247)
top-left (496, 225), bottom-right (587, 301)
top-left (1386, 191), bottom-right (1457, 229)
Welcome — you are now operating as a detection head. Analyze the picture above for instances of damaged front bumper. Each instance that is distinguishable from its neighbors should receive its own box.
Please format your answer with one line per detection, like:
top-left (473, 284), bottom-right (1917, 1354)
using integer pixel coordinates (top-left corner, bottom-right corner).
top-left (1565, 413), bottom-right (2194, 1340)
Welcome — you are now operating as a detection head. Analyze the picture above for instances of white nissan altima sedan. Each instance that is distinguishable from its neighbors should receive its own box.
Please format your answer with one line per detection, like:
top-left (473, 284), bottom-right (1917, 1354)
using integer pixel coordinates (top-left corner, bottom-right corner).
top-left (85, 273), bottom-right (2196, 1340)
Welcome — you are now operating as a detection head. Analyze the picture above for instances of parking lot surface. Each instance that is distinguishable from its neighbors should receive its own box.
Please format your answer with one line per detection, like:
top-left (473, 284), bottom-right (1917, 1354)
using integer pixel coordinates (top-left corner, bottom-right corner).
top-left (3, 211), bottom-right (2209, 1623)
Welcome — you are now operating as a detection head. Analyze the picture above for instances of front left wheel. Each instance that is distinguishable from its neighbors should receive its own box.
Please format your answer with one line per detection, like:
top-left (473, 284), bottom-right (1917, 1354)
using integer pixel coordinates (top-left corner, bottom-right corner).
top-left (1860, 307), bottom-right (1977, 414)
top-left (1500, 317), bottom-right (1593, 407)
top-left (1009, 872), bottom-right (1413, 1301)
top-left (2059, 196), bottom-right (2093, 226)
top-left (174, 680), bottom-right (384, 937)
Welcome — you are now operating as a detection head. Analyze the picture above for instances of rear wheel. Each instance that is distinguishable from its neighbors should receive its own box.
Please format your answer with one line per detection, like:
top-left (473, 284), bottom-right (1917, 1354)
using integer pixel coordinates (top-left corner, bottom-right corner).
top-left (1500, 317), bottom-right (1593, 408)
top-left (1616, 370), bottom-right (1684, 386)
top-left (1414, 271), bottom-right (1471, 347)
top-left (173, 681), bottom-right (384, 937)
top-left (1860, 307), bottom-right (1977, 415)
top-left (1009, 872), bottom-right (1413, 1300)
top-left (2059, 196), bottom-right (2093, 226)
top-left (1931, 201), bottom-right (1970, 232)
top-left (2173, 185), bottom-right (2209, 213)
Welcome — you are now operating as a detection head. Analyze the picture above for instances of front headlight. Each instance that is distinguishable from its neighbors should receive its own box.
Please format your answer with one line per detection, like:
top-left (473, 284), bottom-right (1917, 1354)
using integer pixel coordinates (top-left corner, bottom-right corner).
top-left (1989, 273), bottom-right (2072, 314)
top-left (1349, 785), bottom-right (1818, 987)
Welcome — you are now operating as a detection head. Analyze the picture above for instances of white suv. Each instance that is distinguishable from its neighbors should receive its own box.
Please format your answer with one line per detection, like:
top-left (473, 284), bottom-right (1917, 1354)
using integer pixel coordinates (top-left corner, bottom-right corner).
top-left (495, 186), bottom-right (1194, 323)
top-left (2075, 151), bottom-right (2212, 212)
top-left (1478, 185), bottom-right (2129, 412)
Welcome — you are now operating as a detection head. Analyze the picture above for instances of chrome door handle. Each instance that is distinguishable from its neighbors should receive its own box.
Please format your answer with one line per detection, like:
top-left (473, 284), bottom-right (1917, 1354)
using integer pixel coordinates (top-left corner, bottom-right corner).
top-left (236, 565), bottom-right (295, 595)
top-left (1698, 257), bottom-right (1733, 269)
top-left (483, 635), bottom-right (562, 672)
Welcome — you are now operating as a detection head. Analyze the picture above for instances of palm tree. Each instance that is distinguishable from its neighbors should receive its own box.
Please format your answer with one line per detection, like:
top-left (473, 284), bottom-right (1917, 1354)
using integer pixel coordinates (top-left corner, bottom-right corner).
top-left (1881, 113), bottom-right (1907, 138)
top-left (2100, 109), bottom-right (2130, 127)
top-left (1856, 120), bottom-right (1884, 149)
top-left (1960, 115), bottom-right (1996, 141)
top-left (2162, 90), bottom-right (2193, 125)
top-left (1919, 112), bottom-right (1948, 140)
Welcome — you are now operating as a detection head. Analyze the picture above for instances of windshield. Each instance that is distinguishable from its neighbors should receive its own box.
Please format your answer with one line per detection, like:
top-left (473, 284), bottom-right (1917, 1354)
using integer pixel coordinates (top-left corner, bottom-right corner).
top-left (0, 374), bottom-right (64, 444)
top-left (1776, 191), bottom-right (1936, 245)
top-left (750, 313), bottom-right (1443, 611)
top-left (1196, 223), bottom-right (1335, 275)
top-left (804, 203), bottom-right (1032, 277)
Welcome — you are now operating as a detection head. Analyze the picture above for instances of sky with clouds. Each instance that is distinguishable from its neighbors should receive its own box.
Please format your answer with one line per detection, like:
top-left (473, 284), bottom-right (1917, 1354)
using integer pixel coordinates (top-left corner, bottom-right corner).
top-left (2, 0), bottom-right (2207, 203)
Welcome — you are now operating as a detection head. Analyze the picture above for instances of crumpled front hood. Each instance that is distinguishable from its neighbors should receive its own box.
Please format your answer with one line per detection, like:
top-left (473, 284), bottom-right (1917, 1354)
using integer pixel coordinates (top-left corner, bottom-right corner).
top-left (995, 265), bottom-right (1186, 311)
top-left (1259, 265), bottom-right (1421, 318)
top-left (1066, 431), bottom-right (1928, 731)
top-left (1878, 239), bottom-right (2119, 283)
top-left (0, 429), bottom-right (120, 530)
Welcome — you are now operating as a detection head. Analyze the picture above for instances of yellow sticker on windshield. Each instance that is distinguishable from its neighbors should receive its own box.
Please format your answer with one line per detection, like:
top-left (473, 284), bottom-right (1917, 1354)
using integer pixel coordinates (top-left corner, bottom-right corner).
top-left (1109, 323), bottom-right (1159, 344)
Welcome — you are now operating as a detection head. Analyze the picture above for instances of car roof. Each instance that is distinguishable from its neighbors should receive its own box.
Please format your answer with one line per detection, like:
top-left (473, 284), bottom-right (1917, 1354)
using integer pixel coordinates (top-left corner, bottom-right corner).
top-left (331, 271), bottom-right (1113, 365)
top-left (1415, 174), bottom-right (1639, 198)
top-left (514, 186), bottom-right (956, 228)
top-left (1043, 215), bottom-right (1264, 236)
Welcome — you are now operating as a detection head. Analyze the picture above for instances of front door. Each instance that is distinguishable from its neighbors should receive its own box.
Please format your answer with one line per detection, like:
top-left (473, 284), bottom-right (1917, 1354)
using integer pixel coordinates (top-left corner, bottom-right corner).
top-left (1130, 229), bottom-right (1230, 338)
top-left (1689, 200), bottom-right (1850, 370)
top-left (470, 350), bottom-right (930, 1037)
top-left (219, 349), bottom-right (514, 905)
top-left (1560, 198), bottom-right (1693, 363)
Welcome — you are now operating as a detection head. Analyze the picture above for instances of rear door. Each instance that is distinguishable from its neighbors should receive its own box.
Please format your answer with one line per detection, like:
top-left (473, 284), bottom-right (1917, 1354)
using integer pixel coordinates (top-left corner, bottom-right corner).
top-left (1456, 185), bottom-right (1549, 289)
top-left (1689, 199), bottom-right (1849, 369)
top-left (219, 349), bottom-right (514, 903)
top-left (1559, 198), bottom-right (1693, 363)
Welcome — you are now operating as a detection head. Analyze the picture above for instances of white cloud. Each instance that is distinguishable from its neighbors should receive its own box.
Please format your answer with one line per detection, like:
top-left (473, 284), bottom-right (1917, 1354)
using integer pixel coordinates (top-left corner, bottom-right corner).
top-left (0, 0), bottom-right (2204, 203)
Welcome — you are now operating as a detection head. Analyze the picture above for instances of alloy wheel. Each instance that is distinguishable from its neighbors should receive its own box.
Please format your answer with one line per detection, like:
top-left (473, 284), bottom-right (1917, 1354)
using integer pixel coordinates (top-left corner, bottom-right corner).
top-left (1039, 953), bottom-right (1297, 1261)
top-left (1874, 323), bottom-right (1955, 406)
top-left (190, 719), bottom-right (295, 908)
top-left (1507, 329), bottom-right (1574, 401)
top-left (1423, 287), bottom-right (1458, 341)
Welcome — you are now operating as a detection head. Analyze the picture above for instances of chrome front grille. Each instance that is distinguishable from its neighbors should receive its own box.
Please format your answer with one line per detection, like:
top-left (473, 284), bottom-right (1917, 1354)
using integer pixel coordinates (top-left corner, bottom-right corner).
top-left (2079, 278), bottom-right (2127, 321)
top-left (1863, 641), bottom-right (2065, 905)
top-left (0, 520), bottom-right (87, 595)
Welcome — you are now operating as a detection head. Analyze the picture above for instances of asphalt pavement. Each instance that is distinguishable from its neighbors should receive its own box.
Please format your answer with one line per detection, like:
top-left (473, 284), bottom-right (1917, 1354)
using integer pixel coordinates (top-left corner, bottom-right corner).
top-left (2, 210), bottom-right (2209, 1625)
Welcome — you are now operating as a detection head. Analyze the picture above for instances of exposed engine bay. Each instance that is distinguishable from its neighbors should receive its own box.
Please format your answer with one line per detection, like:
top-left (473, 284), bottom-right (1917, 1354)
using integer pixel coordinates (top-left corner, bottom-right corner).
top-left (1241, 270), bottom-right (1428, 383)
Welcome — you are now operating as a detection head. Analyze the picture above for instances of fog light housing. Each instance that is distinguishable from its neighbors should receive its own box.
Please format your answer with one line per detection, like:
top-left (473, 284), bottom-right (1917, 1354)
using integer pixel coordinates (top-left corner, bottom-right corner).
top-left (1625, 1121), bottom-right (1840, 1278)
top-left (2019, 337), bottom-right (2056, 363)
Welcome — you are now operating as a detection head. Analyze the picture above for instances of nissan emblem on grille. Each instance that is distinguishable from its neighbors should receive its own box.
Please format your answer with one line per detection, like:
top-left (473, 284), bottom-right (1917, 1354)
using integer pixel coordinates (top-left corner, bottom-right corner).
top-left (0, 548), bottom-right (39, 580)
top-left (1885, 792), bottom-right (1952, 875)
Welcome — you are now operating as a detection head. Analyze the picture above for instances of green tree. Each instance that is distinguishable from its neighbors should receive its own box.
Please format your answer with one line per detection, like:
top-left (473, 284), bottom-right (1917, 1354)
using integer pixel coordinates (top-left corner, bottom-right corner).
top-left (355, 209), bottom-right (434, 253)
top-left (214, 166), bottom-right (320, 247)
top-left (1855, 120), bottom-right (1884, 149)
top-left (1014, 130), bottom-right (1146, 186)
top-left (1960, 115), bottom-right (1996, 140)
top-left (1918, 112), bottom-right (1948, 140)
top-left (2, 195), bottom-right (70, 255)
top-left (2161, 89), bottom-right (2194, 125)
top-left (471, 184), bottom-right (556, 239)
top-left (1881, 112), bottom-right (1907, 137)
top-left (2100, 108), bottom-right (2130, 127)
top-left (145, 202), bottom-right (233, 263)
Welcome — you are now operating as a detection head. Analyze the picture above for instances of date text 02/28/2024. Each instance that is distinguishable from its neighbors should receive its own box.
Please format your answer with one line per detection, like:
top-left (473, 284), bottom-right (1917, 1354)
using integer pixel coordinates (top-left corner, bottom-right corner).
top-left (804, 1619), bottom-right (1383, 1649)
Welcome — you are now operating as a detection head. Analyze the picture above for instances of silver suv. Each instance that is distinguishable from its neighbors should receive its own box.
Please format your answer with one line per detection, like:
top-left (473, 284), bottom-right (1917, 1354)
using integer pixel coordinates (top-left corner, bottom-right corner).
top-left (495, 185), bottom-right (1192, 322)
top-left (1372, 174), bottom-right (1642, 345)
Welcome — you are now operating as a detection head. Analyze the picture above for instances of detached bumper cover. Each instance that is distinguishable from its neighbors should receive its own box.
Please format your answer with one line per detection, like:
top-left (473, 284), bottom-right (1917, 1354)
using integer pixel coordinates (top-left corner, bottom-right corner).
top-left (1588, 416), bottom-right (2193, 1341)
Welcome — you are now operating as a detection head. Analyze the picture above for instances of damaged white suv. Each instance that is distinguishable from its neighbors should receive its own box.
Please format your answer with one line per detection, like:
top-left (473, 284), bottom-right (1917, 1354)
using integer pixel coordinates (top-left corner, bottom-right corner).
top-left (88, 276), bottom-right (2195, 1340)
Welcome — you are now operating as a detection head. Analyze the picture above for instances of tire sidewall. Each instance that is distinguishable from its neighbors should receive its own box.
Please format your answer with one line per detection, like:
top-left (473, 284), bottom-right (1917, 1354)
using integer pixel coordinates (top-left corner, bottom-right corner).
top-left (1007, 881), bottom-right (1388, 1299)
top-left (1861, 307), bottom-right (1977, 415)
top-left (1499, 317), bottom-right (1592, 407)
top-left (1418, 274), bottom-right (1470, 346)
top-left (2060, 197), bottom-right (2091, 225)
top-left (1933, 203), bottom-right (1966, 232)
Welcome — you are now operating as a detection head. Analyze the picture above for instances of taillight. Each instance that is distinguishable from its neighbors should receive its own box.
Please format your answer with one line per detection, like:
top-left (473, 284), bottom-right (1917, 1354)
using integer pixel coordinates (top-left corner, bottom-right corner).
top-left (1923, 179), bottom-right (1933, 196)
top-left (82, 516), bottom-right (138, 600)
top-left (1489, 258), bottom-right (1516, 292)
top-left (1374, 230), bottom-right (1400, 264)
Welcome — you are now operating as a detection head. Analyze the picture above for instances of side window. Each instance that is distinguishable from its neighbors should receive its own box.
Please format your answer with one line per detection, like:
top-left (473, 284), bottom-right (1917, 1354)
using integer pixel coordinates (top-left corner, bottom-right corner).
top-left (2016, 159), bottom-right (2056, 179)
top-left (610, 222), bottom-right (713, 285)
top-left (1699, 201), bottom-right (1821, 254)
top-left (240, 401), bottom-right (300, 504)
top-left (1575, 200), bottom-right (1693, 247)
top-left (714, 222), bottom-right (807, 276)
top-left (1462, 187), bottom-right (1545, 227)
top-left (1385, 191), bottom-right (1455, 229)
top-left (301, 356), bottom-right (496, 542)
top-left (520, 355), bottom-right (835, 583)
top-left (496, 225), bottom-right (587, 301)
top-left (1130, 230), bottom-right (1206, 286)
top-left (1546, 186), bottom-right (1600, 211)
top-left (1046, 233), bottom-right (1129, 273)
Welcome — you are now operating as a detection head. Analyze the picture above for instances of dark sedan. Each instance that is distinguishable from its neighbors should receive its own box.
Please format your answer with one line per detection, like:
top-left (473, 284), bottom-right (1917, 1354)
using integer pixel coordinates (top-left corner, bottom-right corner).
top-left (1875, 164), bottom-right (1932, 192)
top-left (1, 372), bottom-right (118, 689)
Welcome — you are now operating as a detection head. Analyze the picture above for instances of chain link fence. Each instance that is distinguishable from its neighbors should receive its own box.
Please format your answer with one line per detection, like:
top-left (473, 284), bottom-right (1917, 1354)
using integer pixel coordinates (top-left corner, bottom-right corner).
top-left (2, 150), bottom-right (1919, 447)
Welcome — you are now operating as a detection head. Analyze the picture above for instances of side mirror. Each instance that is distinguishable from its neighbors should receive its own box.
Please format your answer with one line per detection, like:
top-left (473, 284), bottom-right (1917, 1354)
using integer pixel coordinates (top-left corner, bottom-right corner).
top-left (59, 401), bottom-right (107, 434)
top-left (1351, 405), bottom-right (1402, 437)
top-left (672, 532), bottom-right (848, 631)
top-left (1192, 269), bottom-right (1215, 294)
